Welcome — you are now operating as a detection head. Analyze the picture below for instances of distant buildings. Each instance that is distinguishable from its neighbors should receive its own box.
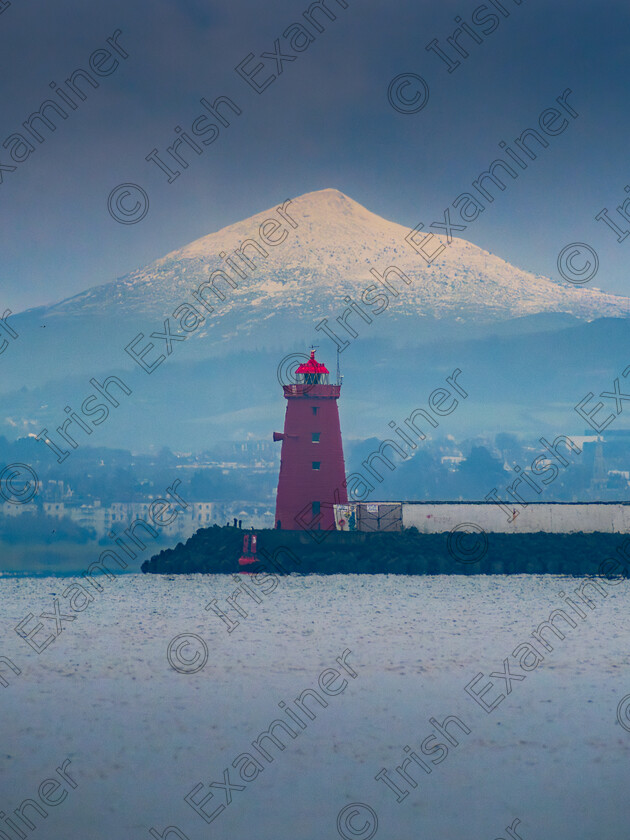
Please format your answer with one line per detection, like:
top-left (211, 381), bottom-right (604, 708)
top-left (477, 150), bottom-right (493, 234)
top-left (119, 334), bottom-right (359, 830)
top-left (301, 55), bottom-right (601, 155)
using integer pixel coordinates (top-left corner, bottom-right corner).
top-left (0, 498), bottom-right (274, 538)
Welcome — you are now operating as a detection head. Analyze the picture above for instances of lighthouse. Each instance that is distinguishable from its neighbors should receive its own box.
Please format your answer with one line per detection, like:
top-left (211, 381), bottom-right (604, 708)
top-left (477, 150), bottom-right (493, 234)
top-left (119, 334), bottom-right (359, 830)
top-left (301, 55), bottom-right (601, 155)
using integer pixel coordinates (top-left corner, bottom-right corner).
top-left (273, 350), bottom-right (348, 531)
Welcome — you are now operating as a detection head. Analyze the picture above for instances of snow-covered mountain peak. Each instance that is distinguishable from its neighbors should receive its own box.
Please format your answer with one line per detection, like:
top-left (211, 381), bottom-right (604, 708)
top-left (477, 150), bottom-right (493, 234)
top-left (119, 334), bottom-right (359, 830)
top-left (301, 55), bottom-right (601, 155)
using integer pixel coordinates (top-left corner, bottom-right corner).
top-left (32, 188), bottom-right (630, 330)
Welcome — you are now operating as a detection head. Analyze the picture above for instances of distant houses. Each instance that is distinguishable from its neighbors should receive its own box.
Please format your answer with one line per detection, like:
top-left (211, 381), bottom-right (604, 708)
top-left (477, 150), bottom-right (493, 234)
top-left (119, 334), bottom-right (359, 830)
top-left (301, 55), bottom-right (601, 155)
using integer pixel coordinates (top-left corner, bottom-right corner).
top-left (0, 499), bottom-right (274, 539)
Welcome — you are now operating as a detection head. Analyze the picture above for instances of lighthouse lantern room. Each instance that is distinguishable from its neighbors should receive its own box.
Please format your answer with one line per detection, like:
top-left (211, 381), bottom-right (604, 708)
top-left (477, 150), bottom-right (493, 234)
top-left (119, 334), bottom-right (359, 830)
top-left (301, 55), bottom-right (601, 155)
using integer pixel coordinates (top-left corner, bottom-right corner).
top-left (273, 350), bottom-right (348, 531)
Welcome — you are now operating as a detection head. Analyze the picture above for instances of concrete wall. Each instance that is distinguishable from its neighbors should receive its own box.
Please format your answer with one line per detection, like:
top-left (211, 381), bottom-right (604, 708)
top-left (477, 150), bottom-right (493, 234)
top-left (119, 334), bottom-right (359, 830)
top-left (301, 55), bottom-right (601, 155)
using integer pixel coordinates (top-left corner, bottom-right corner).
top-left (401, 502), bottom-right (630, 534)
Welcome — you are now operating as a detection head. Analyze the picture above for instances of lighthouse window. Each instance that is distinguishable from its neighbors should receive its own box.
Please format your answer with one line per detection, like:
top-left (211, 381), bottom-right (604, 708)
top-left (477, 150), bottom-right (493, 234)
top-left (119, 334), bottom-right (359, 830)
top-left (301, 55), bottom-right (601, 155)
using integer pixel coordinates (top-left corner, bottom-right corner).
top-left (312, 461), bottom-right (321, 470)
top-left (312, 501), bottom-right (320, 516)
top-left (312, 433), bottom-right (320, 443)
top-left (312, 407), bottom-right (318, 415)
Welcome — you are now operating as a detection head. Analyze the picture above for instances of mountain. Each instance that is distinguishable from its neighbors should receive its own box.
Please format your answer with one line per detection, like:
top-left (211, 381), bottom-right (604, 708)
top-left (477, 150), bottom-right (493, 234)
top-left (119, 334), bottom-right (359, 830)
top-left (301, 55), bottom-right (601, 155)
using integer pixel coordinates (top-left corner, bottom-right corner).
top-left (3, 189), bottom-right (630, 450)
top-left (7, 189), bottom-right (629, 385)
top-left (33, 188), bottom-right (630, 322)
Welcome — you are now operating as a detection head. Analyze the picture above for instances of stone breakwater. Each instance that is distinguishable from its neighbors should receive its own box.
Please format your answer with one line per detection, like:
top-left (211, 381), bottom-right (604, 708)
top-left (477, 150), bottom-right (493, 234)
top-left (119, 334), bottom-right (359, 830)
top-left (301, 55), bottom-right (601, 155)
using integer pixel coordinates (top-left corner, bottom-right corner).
top-left (141, 524), bottom-right (630, 577)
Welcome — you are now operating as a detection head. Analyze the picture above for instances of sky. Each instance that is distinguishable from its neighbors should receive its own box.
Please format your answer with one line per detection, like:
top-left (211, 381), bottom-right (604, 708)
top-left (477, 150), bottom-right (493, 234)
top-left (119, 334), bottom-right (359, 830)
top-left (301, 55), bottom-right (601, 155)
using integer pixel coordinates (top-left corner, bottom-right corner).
top-left (2, 0), bottom-right (630, 313)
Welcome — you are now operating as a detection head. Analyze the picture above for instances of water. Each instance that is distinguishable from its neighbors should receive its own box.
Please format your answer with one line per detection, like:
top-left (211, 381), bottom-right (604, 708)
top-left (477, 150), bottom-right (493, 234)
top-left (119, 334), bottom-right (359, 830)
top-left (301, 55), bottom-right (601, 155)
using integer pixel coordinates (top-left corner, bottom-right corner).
top-left (1, 573), bottom-right (628, 839)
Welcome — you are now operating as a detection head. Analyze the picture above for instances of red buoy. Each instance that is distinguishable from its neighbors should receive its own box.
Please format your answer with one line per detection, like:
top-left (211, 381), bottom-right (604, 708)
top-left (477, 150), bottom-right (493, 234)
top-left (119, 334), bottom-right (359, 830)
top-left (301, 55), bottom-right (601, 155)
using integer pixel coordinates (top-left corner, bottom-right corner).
top-left (238, 533), bottom-right (258, 569)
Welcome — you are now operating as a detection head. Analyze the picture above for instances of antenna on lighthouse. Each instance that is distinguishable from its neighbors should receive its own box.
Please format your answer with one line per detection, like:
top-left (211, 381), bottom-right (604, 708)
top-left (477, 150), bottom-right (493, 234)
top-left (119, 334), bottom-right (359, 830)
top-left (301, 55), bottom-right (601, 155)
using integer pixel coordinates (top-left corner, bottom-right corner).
top-left (336, 346), bottom-right (342, 386)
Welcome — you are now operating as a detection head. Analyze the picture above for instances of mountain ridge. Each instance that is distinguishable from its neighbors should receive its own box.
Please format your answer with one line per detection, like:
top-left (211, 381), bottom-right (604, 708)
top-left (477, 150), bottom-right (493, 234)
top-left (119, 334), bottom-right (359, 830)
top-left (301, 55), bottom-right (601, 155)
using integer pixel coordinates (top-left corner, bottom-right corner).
top-left (4, 188), bottom-right (629, 435)
top-left (18, 188), bottom-right (629, 326)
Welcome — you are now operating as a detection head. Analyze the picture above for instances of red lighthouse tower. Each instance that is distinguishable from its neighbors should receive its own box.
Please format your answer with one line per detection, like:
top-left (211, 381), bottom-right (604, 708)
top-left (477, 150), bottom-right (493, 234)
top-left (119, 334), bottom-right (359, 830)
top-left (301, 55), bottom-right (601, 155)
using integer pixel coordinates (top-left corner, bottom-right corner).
top-left (273, 350), bottom-right (348, 531)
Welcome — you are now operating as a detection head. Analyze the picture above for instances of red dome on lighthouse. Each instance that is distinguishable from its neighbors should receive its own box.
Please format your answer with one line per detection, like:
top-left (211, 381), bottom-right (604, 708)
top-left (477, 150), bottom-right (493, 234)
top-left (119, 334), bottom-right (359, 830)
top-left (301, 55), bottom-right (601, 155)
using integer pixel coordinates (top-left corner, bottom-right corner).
top-left (296, 350), bottom-right (329, 375)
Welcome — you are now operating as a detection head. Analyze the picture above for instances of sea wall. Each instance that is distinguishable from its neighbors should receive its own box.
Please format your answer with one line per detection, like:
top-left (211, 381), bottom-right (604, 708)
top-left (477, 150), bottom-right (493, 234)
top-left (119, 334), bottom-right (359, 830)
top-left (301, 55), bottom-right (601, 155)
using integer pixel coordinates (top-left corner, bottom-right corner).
top-left (141, 524), bottom-right (630, 576)
top-left (333, 502), bottom-right (630, 534)
top-left (401, 502), bottom-right (630, 534)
